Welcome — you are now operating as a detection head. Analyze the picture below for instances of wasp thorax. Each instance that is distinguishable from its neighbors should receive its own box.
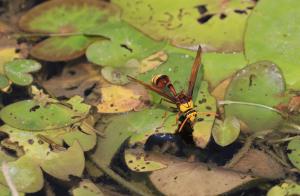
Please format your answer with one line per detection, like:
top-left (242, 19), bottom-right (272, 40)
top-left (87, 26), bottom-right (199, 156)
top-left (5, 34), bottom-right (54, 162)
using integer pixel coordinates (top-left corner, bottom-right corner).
top-left (151, 75), bottom-right (170, 88)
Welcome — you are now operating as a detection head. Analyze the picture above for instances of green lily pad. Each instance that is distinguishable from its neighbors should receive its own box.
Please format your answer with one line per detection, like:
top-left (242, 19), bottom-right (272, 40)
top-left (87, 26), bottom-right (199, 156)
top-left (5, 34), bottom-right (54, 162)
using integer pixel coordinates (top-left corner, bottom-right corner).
top-left (30, 35), bottom-right (102, 62)
top-left (19, 0), bottom-right (119, 33)
top-left (0, 97), bottom-right (90, 131)
top-left (224, 61), bottom-right (286, 132)
top-left (4, 59), bottom-right (41, 86)
top-left (40, 141), bottom-right (85, 180)
top-left (202, 52), bottom-right (246, 88)
top-left (245, 0), bottom-right (300, 89)
top-left (0, 75), bottom-right (9, 90)
top-left (19, 0), bottom-right (119, 61)
top-left (72, 180), bottom-right (104, 196)
top-left (86, 20), bottom-right (165, 67)
top-left (267, 182), bottom-right (300, 196)
top-left (113, 0), bottom-right (256, 52)
top-left (0, 125), bottom-right (86, 181)
top-left (0, 156), bottom-right (43, 193)
top-left (212, 116), bottom-right (240, 147)
top-left (0, 183), bottom-right (25, 196)
top-left (287, 138), bottom-right (300, 170)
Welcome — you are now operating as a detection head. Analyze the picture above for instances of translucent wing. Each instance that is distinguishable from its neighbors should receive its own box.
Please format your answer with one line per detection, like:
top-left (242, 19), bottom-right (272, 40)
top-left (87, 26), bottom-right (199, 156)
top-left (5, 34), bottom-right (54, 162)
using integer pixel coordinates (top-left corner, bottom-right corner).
top-left (187, 46), bottom-right (202, 98)
top-left (127, 75), bottom-right (177, 103)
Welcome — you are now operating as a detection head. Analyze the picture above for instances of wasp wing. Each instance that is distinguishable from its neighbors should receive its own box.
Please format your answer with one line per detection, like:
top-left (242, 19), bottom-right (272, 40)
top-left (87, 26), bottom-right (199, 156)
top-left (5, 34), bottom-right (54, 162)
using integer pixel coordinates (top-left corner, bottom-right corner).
top-left (187, 46), bottom-right (202, 98)
top-left (127, 75), bottom-right (177, 103)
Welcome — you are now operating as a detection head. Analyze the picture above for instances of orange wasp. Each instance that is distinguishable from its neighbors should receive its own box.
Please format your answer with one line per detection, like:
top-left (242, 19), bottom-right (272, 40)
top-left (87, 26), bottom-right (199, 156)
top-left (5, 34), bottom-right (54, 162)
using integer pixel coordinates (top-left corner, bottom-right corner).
top-left (128, 46), bottom-right (204, 133)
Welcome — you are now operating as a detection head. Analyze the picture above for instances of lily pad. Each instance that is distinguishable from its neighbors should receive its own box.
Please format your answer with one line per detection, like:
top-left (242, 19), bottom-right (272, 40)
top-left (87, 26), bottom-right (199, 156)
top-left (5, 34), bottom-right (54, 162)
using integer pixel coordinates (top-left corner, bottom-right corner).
top-left (287, 138), bottom-right (300, 170)
top-left (40, 141), bottom-right (85, 180)
top-left (267, 182), bottom-right (300, 196)
top-left (0, 156), bottom-right (43, 193)
top-left (86, 20), bottom-right (165, 67)
top-left (96, 84), bottom-right (146, 113)
top-left (4, 59), bottom-right (41, 86)
top-left (30, 36), bottom-right (102, 62)
top-left (72, 180), bottom-right (104, 196)
top-left (212, 116), bottom-right (240, 147)
top-left (224, 61), bottom-right (286, 132)
top-left (113, 0), bottom-right (256, 52)
top-left (19, 0), bottom-right (119, 33)
top-left (0, 125), bottom-right (86, 181)
top-left (202, 52), bottom-right (246, 89)
top-left (19, 0), bottom-right (119, 61)
top-left (245, 0), bottom-right (300, 89)
top-left (0, 96), bottom-right (90, 131)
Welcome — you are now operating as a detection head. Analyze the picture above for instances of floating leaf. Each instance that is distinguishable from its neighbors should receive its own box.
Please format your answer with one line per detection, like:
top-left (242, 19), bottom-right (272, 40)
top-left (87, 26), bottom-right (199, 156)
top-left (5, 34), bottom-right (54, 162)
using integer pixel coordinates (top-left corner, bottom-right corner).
top-left (113, 0), bottom-right (256, 52)
top-left (287, 138), bottom-right (300, 170)
top-left (202, 52), bottom-right (246, 88)
top-left (86, 21), bottom-right (165, 67)
top-left (19, 0), bottom-right (119, 33)
top-left (245, 0), bottom-right (300, 89)
top-left (30, 36), bottom-right (102, 61)
top-left (224, 61), bottom-right (286, 132)
top-left (40, 141), bottom-right (85, 180)
top-left (0, 125), bottom-right (86, 181)
top-left (100, 51), bottom-right (168, 85)
top-left (19, 0), bottom-right (119, 61)
top-left (0, 96), bottom-right (90, 131)
top-left (0, 156), bottom-right (43, 193)
top-left (96, 84), bottom-right (146, 113)
top-left (149, 155), bottom-right (256, 196)
top-left (267, 182), bottom-right (300, 196)
top-left (4, 59), bottom-right (41, 86)
top-left (212, 117), bottom-right (240, 147)
top-left (72, 180), bottom-right (104, 196)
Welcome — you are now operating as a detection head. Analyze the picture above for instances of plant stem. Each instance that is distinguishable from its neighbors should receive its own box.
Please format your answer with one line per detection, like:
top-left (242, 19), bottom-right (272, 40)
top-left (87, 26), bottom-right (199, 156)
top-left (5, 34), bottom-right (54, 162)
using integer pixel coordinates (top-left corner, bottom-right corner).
top-left (218, 100), bottom-right (284, 115)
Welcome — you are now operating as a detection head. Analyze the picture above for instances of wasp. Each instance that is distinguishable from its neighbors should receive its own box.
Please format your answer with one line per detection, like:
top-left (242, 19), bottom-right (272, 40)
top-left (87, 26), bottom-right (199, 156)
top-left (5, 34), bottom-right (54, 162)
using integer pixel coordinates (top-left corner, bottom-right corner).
top-left (128, 46), bottom-right (205, 133)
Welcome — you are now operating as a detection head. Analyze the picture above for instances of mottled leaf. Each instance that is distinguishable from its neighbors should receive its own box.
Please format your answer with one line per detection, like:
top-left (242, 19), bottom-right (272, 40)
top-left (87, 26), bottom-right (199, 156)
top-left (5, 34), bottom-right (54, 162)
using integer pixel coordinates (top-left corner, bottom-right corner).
top-left (224, 61), bottom-right (286, 132)
top-left (113, 0), bottom-right (256, 52)
top-left (287, 138), bottom-right (300, 170)
top-left (245, 0), bottom-right (300, 89)
top-left (4, 59), bottom-right (41, 86)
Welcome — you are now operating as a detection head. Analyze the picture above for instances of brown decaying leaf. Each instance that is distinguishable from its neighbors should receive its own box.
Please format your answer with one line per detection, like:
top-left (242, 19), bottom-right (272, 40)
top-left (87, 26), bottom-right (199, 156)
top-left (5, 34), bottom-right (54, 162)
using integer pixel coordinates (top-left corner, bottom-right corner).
top-left (42, 63), bottom-right (149, 113)
top-left (42, 63), bottom-right (109, 99)
top-left (149, 154), bottom-right (256, 196)
top-left (211, 77), bottom-right (232, 101)
top-left (231, 149), bottom-right (285, 179)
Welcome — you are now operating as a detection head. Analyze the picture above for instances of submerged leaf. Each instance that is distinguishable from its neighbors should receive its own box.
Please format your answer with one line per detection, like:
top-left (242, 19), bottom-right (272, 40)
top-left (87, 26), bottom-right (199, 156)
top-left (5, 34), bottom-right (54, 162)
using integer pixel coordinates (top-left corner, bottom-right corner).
top-left (212, 116), bottom-right (240, 147)
top-left (245, 0), bottom-right (300, 89)
top-left (224, 61), bottom-right (286, 132)
top-left (149, 155), bottom-right (256, 196)
top-left (113, 0), bottom-right (256, 52)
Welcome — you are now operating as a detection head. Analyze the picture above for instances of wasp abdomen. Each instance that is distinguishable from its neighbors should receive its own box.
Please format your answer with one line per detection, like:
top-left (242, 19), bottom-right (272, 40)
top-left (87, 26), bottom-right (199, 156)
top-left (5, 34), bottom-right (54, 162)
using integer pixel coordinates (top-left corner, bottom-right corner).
top-left (151, 75), bottom-right (170, 88)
